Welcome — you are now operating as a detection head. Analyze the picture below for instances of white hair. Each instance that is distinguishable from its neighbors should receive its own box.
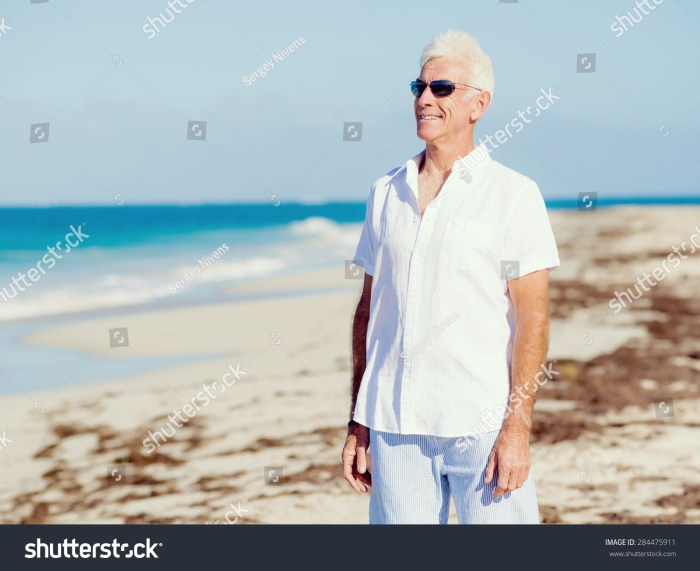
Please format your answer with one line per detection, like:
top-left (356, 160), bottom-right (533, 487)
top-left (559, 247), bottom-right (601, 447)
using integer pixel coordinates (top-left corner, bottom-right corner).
top-left (420, 30), bottom-right (495, 97)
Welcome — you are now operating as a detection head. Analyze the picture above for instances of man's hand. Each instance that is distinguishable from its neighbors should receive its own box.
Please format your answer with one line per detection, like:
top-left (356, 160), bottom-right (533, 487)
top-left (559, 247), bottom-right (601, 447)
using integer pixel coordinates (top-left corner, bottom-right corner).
top-left (484, 426), bottom-right (531, 499)
top-left (342, 422), bottom-right (372, 492)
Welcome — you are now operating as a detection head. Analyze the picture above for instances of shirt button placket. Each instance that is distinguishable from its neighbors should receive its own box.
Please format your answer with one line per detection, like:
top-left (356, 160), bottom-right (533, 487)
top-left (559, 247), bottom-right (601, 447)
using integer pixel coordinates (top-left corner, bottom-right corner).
top-left (400, 203), bottom-right (434, 432)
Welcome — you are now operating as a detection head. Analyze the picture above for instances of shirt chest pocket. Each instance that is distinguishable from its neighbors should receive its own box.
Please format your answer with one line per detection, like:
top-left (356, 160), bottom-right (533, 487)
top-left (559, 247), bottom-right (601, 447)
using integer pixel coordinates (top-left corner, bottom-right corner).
top-left (437, 219), bottom-right (493, 273)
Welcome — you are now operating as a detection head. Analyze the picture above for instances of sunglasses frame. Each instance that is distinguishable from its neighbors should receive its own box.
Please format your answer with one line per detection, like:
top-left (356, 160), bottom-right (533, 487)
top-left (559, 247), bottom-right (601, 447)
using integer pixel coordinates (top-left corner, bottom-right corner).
top-left (410, 79), bottom-right (483, 98)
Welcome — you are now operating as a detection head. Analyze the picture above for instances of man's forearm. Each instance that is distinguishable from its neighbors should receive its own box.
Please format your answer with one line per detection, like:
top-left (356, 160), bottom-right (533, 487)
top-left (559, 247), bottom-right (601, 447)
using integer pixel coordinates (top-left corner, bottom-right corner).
top-left (350, 298), bottom-right (370, 421)
top-left (503, 311), bottom-right (549, 432)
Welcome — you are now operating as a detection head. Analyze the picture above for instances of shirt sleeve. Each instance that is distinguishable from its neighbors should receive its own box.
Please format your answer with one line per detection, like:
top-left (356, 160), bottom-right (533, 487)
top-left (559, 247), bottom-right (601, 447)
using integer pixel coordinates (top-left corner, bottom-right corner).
top-left (502, 180), bottom-right (560, 278)
top-left (352, 184), bottom-right (378, 277)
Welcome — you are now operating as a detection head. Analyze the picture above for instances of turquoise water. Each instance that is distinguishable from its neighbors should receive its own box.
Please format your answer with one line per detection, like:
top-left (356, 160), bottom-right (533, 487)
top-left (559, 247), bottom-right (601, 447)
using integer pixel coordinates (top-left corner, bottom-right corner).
top-left (0, 203), bottom-right (366, 322)
top-left (1, 198), bottom-right (698, 321)
top-left (546, 196), bottom-right (700, 209)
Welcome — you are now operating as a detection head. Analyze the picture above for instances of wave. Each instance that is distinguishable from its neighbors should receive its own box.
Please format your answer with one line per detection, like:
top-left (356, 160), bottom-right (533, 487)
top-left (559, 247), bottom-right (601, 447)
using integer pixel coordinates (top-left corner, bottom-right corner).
top-left (289, 216), bottom-right (343, 235)
top-left (288, 217), bottom-right (362, 249)
top-left (0, 214), bottom-right (365, 322)
top-left (0, 255), bottom-right (292, 323)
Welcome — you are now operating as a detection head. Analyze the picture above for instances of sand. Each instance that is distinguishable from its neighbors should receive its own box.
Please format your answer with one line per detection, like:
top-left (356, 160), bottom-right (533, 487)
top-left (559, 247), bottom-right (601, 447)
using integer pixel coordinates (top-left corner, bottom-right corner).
top-left (1, 206), bottom-right (699, 524)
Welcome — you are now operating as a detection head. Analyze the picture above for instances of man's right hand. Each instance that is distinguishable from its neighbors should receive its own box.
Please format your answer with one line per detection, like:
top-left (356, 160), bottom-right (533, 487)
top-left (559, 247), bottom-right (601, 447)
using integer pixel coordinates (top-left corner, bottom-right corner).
top-left (342, 422), bottom-right (372, 493)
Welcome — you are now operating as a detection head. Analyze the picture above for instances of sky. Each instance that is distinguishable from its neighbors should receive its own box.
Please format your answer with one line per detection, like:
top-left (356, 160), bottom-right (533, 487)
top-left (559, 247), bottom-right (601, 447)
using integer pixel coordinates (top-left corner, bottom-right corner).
top-left (0, 0), bottom-right (698, 206)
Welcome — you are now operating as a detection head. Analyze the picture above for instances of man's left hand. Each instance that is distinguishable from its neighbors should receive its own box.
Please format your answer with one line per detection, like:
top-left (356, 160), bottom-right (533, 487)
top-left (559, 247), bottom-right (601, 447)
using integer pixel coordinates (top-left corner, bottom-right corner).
top-left (484, 426), bottom-right (531, 499)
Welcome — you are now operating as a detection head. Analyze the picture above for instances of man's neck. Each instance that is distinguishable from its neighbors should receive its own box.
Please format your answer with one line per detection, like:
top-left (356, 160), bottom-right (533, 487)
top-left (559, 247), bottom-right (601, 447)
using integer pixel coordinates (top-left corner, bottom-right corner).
top-left (420, 140), bottom-right (476, 178)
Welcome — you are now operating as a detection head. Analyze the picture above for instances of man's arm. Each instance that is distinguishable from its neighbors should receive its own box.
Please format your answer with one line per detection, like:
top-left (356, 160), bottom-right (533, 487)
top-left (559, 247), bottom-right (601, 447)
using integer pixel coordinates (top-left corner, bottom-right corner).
top-left (350, 273), bottom-right (372, 420)
top-left (342, 273), bottom-right (372, 493)
top-left (484, 268), bottom-right (550, 498)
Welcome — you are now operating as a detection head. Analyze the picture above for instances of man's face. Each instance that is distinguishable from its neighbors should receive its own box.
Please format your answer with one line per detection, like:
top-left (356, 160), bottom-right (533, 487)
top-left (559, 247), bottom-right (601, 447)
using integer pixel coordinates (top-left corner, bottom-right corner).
top-left (414, 57), bottom-right (479, 144)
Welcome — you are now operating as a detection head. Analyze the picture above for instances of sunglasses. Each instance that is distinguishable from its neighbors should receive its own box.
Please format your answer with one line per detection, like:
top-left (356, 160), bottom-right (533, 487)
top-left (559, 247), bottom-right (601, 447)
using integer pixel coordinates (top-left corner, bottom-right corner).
top-left (410, 79), bottom-right (483, 98)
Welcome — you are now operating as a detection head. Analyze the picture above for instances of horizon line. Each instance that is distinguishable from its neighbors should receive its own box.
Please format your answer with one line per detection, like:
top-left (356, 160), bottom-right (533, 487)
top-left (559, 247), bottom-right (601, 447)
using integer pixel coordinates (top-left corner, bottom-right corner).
top-left (1, 195), bottom-right (700, 208)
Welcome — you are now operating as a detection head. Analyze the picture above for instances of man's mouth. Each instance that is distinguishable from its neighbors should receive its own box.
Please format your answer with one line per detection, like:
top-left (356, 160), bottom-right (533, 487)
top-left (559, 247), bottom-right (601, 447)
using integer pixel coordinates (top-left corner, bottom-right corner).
top-left (419, 113), bottom-right (443, 121)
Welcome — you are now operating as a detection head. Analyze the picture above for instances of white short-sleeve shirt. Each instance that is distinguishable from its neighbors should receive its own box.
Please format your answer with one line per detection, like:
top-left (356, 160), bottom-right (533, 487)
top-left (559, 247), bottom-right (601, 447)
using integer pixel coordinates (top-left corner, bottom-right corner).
top-left (352, 145), bottom-right (560, 437)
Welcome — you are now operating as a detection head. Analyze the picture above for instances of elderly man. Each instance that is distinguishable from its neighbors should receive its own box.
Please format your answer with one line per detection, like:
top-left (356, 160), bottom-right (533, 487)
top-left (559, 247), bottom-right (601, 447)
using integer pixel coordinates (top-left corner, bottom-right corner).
top-left (342, 30), bottom-right (560, 524)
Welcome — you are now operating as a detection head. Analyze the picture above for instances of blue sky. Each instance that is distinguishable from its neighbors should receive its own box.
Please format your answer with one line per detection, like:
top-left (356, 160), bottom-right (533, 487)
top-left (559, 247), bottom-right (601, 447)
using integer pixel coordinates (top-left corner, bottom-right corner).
top-left (0, 0), bottom-right (698, 205)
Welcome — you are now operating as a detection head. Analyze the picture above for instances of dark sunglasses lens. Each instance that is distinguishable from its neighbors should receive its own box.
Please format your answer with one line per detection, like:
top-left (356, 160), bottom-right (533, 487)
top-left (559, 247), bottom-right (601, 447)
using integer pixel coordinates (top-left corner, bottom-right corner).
top-left (430, 81), bottom-right (455, 97)
top-left (410, 81), bottom-right (426, 97)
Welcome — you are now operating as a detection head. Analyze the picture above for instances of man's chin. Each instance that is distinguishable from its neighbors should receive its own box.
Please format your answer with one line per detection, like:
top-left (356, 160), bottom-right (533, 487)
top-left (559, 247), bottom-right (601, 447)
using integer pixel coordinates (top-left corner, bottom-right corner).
top-left (416, 128), bottom-right (442, 142)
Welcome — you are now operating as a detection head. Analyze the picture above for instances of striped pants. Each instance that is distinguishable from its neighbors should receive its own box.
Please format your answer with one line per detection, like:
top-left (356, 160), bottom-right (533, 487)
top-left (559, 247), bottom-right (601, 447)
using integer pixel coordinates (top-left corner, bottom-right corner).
top-left (369, 428), bottom-right (540, 524)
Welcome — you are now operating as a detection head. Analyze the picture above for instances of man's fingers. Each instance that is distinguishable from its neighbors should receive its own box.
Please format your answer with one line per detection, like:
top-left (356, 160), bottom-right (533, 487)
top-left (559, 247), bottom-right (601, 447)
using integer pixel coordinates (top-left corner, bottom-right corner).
top-left (342, 435), bottom-right (372, 493)
top-left (484, 451), bottom-right (497, 484)
top-left (494, 466), bottom-right (511, 499)
top-left (507, 468), bottom-right (521, 493)
top-left (353, 444), bottom-right (372, 491)
top-left (353, 466), bottom-right (371, 492)
top-left (344, 468), bottom-right (364, 492)
top-left (345, 475), bottom-right (364, 493)
top-left (342, 449), bottom-right (354, 480)
top-left (342, 440), bottom-right (364, 493)
top-left (356, 469), bottom-right (372, 488)
top-left (356, 446), bottom-right (367, 473)
top-left (341, 440), bottom-right (355, 470)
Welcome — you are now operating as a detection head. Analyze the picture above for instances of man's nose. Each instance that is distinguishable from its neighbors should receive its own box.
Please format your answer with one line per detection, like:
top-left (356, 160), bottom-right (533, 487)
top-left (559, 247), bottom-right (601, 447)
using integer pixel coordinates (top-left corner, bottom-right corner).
top-left (417, 87), bottom-right (437, 104)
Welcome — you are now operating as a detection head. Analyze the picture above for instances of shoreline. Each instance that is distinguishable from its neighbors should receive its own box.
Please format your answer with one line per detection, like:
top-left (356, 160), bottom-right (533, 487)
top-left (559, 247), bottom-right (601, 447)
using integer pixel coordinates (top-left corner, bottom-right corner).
top-left (1, 266), bottom-right (354, 397)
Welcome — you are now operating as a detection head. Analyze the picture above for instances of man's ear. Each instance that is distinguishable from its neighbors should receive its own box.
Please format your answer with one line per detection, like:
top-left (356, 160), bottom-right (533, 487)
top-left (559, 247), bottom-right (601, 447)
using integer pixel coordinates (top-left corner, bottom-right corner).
top-left (470, 90), bottom-right (491, 122)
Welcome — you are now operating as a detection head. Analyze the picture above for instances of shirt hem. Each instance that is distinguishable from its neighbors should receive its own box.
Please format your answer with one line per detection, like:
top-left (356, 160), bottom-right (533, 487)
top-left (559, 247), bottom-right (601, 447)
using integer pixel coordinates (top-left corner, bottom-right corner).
top-left (353, 414), bottom-right (503, 438)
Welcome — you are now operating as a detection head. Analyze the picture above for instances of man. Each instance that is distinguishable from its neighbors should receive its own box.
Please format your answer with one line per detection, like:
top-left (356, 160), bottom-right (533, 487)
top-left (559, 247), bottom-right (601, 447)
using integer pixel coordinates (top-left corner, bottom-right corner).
top-left (341, 29), bottom-right (560, 524)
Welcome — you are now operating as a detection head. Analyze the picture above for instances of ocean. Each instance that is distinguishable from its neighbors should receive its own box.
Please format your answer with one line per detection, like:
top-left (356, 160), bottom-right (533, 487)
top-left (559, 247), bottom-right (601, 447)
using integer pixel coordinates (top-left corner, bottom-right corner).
top-left (1, 198), bottom-right (699, 322)
top-left (0, 203), bottom-right (366, 323)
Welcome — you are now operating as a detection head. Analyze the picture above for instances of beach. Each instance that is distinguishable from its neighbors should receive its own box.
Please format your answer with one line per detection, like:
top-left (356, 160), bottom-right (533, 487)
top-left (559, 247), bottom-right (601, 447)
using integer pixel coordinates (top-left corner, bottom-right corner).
top-left (1, 206), bottom-right (700, 524)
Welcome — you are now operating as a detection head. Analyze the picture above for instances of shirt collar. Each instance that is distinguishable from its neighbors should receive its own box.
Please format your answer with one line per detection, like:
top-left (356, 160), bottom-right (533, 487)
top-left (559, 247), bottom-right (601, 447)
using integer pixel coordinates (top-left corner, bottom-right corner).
top-left (393, 144), bottom-right (491, 186)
